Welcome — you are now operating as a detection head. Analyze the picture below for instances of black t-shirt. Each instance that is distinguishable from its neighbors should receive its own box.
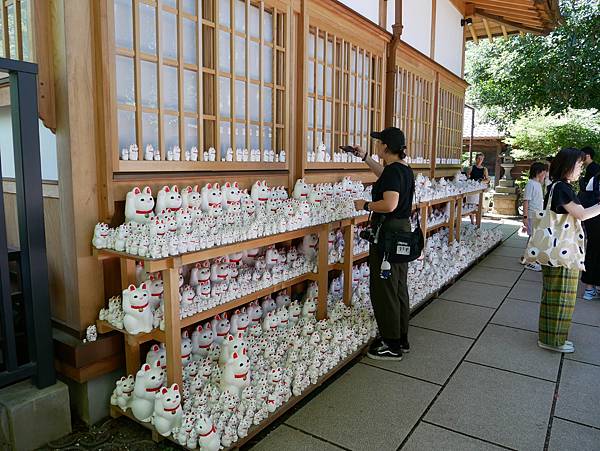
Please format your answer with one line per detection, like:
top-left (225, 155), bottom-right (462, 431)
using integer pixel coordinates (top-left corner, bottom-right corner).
top-left (544, 181), bottom-right (580, 214)
top-left (470, 165), bottom-right (485, 181)
top-left (579, 161), bottom-right (600, 191)
top-left (371, 162), bottom-right (415, 220)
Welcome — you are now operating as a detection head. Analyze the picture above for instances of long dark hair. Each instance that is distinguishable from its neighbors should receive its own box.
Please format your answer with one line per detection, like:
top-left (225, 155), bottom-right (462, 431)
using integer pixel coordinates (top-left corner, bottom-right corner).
top-left (549, 148), bottom-right (585, 182)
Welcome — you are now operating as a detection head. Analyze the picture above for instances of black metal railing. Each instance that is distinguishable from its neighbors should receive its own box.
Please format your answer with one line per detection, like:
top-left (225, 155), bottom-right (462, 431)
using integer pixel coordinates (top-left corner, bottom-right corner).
top-left (0, 57), bottom-right (55, 389)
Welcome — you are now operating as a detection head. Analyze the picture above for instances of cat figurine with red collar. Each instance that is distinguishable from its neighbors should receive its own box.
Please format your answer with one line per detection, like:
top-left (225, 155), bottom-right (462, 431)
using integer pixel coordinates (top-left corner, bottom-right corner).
top-left (110, 375), bottom-right (135, 412)
top-left (192, 322), bottom-right (213, 360)
top-left (220, 348), bottom-right (250, 397)
top-left (261, 296), bottom-right (277, 315)
top-left (222, 181), bottom-right (242, 211)
top-left (152, 383), bottom-right (182, 437)
top-left (181, 330), bottom-right (193, 366)
top-left (288, 300), bottom-right (302, 325)
top-left (262, 311), bottom-right (279, 332)
top-left (211, 313), bottom-right (230, 344)
top-left (131, 360), bottom-right (165, 422)
top-left (180, 285), bottom-right (196, 318)
top-left (292, 178), bottom-right (310, 200)
top-left (264, 246), bottom-right (280, 269)
top-left (181, 185), bottom-right (201, 210)
top-left (301, 234), bottom-right (319, 259)
top-left (92, 223), bottom-right (110, 249)
top-left (145, 343), bottom-right (167, 369)
top-left (195, 411), bottom-right (220, 451)
top-left (125, 186), bottom-right (155, 224)
top-left (174, 411), bottom-right (198, 449)
top-left (156, 185), bottom-right (182, 214)
top-left (219, 331), bottom-right (247, 368)
top-left (200, 183), bottom-right (223, 216)
top-left (190, 261), bottom-right (210, 287)
top-left (230, 308), bottom-right (250, 335)
top-left (246, 301), bottom-right (262, 324)
top-left (122, 283), bottom-right (153, 334)
top-left (145, 273), bottom-right (164, 309)
top-left (251, 180), bottom-right (270, 205)
top-left (275, 291), bottom-right (291, 309)
top-left (210, 258), bottom-right (229, 285)
top-left (302, 299), bottom-right (317, 318)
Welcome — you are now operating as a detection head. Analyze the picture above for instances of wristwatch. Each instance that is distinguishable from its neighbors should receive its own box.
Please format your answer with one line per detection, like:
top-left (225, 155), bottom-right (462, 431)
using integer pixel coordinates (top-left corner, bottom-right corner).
top-left (364, 202), bottom-right (370, 212)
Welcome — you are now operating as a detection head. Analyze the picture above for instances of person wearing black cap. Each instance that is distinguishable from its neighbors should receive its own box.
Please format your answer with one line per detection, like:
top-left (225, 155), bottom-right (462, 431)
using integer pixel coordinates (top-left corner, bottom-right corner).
top-left (351, 127), bottom-right (414, 361)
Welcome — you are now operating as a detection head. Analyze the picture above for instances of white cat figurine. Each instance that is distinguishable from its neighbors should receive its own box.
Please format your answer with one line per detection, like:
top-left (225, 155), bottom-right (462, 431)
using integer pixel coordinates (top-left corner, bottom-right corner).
top-left (192, 322), bottom-right (213, 360)
top-left (125, 186), bottom-right (155, 224)
top-left (110, 375), bottom-right (135, 412)
top-left (131, 360), bottom-right (165, 422)
top-left (220, 348), bottom-right (250, 397)
top-left (122, 283), bottom-right (153, 335)
top-left (152, 383), bottom-right (182, 437)
top-left (156, 185), bottom-right (182, 214)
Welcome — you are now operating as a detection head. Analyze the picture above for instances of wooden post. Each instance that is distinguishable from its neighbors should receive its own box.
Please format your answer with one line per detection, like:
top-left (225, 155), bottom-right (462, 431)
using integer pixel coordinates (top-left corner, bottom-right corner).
top-left (342, 224), bottom-right (354, 306)
top-left (120, 259), bottom-right (137, 289)
top-left (392, 0), bottom-right (403, 37)
top-left (162, 265), bottom-right (183, 388)
top-left (378, 0), bottom-right (387, 30)
top-left (420, 204), bottom-right (428, 243)
top-left (124, 336), bottom-right (141, 376)
top-left (456, 195), bottom-right (463, 241)
top-left (448, 197), bottom-right (456, 243)
top-left (317, 224), bottom-right (329, 320)
top-left (476, 191), bottom-right (484, 228)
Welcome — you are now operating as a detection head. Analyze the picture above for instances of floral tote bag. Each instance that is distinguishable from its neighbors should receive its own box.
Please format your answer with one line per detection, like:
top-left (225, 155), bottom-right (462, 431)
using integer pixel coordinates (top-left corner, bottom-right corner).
top-left (524, 182), bottom-right (586, 271)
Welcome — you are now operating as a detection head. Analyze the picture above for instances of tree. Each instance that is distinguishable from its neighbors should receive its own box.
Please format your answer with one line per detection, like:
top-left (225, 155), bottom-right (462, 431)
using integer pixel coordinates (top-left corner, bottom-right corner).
top-left (507, 109), bottom-right (600, 161)
top-left (465, 0), bottom-right (600, 127)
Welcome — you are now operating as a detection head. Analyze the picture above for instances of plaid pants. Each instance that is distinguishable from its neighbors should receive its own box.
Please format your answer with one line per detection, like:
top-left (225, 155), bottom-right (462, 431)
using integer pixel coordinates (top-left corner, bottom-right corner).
top-left (539, 266), bottom-right (579, 347)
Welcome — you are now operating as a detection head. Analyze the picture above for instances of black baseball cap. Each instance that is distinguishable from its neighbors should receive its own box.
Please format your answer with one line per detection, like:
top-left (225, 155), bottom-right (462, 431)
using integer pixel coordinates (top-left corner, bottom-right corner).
top-left (370, 127), bottom-right (406, 152)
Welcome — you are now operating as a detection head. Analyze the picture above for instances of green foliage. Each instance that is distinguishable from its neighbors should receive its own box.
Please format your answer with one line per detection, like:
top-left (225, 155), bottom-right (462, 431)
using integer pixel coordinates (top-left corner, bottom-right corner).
top-left (507, 109), bottom-right (600, 160)
top-left (465, 0), bottom-right (600, 127)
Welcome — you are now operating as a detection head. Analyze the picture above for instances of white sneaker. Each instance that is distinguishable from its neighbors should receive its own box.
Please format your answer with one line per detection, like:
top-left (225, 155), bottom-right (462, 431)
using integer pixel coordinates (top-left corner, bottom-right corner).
top-left (538, 341), bottom-right (574, 353)
top-left (525, 262), bottom-right (542, 272)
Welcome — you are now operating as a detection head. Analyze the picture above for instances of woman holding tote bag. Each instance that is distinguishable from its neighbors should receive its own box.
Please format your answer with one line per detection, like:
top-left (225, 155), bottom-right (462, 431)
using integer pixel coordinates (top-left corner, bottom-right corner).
top-left (525, 148), bottom-right (600, 353)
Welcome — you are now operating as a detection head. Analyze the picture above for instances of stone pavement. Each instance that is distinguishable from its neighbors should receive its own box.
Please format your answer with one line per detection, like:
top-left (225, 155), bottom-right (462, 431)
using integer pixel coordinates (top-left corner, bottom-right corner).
top-left (251, 220), bottom-right (600, 451)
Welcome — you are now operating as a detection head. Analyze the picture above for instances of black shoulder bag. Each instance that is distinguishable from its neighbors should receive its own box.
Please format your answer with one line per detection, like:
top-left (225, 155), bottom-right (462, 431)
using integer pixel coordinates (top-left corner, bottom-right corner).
top-left (373, 180), bottom-right (424, 263)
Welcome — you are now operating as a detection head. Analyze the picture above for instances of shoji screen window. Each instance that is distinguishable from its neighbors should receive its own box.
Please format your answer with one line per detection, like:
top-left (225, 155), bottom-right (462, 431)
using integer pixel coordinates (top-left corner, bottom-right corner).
top-left (112, 0), bottom-right (288, 168)
top-left (437, 83), bottom-right (464, 165)
top-left (0, 0), bottom-right (33, 60)
top-left (216, 0), bottom-right (287, 162)
top-left (306, 27), bottom-right (382, 164)
top-left (392, 65), bottom-right (434, 165)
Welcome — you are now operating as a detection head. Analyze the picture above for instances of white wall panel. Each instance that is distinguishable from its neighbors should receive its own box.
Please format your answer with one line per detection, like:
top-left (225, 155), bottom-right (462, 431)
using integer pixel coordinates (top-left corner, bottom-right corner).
top-left (401, 0), bottom-right (432, 56)
top-left (434, 0), bottom-right (464, 76)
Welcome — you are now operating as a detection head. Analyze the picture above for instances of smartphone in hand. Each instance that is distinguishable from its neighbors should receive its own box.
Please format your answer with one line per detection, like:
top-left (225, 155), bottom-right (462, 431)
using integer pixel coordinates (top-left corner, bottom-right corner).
top-left (339, 145), bottom-right (356, 154)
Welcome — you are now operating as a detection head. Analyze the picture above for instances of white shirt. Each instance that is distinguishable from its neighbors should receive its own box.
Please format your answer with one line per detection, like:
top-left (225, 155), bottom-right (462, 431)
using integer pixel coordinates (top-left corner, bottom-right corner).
top-left (523, 179), bottom-right (543, 215)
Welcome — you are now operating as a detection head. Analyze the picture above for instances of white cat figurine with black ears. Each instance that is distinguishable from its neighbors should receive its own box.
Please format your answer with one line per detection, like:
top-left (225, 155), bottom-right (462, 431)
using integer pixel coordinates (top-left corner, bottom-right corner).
top-left (125, 186), bottom-right (155, 224)
top-left (156, 185), bottom-right (182, 214)
top-left (122, 283), bottom-right (153, 335)
top-left (131, 360), bottom-right (165, 422)
top-left (152, 383), bottom-right (182, 437)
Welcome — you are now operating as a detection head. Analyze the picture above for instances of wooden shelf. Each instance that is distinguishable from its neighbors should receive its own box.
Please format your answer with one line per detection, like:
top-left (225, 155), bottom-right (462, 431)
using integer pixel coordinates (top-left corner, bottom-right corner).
top-left (427, 195), bottom-right (458, 206)
top-left (180, 272), bottom-right (316, 328)
top-left (110, 340), bottom-right (370, 450)
top-left (96, 320), bottom-right (166, 345)
top-left (426, 222), bottom-right (449, 234)
top-left (328, 262), bottom-right (344, 271)
top-left (116, 160), bottom-right (289, 173)
top-left (305, 162), bottom-right (367, 170)
top-left (353, 251), bottom-right (369, 261)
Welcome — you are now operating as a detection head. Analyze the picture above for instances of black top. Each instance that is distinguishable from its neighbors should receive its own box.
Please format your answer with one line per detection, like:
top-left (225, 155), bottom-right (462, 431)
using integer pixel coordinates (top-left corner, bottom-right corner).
top-left (470, 165), bottom-right (485, 181)
top-left (371, 162), bottom-right (415, 220)
top-left (544, 181), bottom-right (580, 214)
top-left (579, 161), bottom-right (600, 191)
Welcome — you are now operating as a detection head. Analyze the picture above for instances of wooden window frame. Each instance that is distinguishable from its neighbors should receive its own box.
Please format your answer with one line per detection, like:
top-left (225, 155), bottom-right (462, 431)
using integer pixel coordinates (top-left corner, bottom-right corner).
top-left (436, 76), bottom-right (465, 166)
top-left (109, 0), bottom-right (291, 173)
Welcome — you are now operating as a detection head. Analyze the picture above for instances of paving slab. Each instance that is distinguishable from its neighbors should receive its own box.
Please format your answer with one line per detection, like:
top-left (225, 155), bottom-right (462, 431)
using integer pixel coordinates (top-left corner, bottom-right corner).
top-left (547, 418), bottom-right (600, 451)
top-left (425, 362), bottom-right (554, 451)
top-left (491, 298), bottom-right (540, 332)
top-left (362, 327), bottom-right (473, 385)
top-left (401, 422), bottom-right (506, 451)
top-left (462, 266), bottom-right (522, 288)
top-left (251, 425), bottom-right (343, 451)
top-left (504, 235), bottom-right (529, 248)
top-left (466, 324), bottom-right (561, 381)
top-left (410, 299), bottom-right (495, 338)
top-left (439, 280), bottom-right (510, 309)
top-left (555, 359), bottom-right (600, 428)
top-left (286, 363), bottom-right (439, 450)
top-left (520, 268), bottom-right (543, 283)
top-left (508, 279), bottom-right (542, 303)
top-left (490, 245), bottom-right (526, 259)
top-left (480, 254), bottom-right (525, 272)
top-left (564, 322), bottom-right (600, 366)
top-left (572, 299), bottom-right (600, 327)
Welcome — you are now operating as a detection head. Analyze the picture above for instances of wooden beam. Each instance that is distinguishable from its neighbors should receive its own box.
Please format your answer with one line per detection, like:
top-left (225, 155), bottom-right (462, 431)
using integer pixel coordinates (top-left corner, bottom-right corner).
top-left (468, 22), bottom-right (479, 44)
top-left (392, 0), bottom-right (403, 37)
top-left (482, 18), bottom-right (493, 42)
top-left (474, 9), bottom-right (544, 34)
top-left (378, 0), bottom-right (387, 29)
top-left (448, 0), bottom-right (466, 15)
top-left (501, 24), bottom-right (508, 39)
top-left (430, 0), bottom-right (437, 59)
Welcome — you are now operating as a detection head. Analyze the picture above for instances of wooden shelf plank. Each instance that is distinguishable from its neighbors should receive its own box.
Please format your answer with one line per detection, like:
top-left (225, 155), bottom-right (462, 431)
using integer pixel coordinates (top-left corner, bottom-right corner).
top-left (96, 320), bottom-right (166, 345)
top-left (116, 160), bottom-right (289, 173)
top-left (353, 251), bottom-right (369, 261)
top-left (426, 222), bottom-right (449, 233)
top-left (305, 162), bottom-right (368, 170)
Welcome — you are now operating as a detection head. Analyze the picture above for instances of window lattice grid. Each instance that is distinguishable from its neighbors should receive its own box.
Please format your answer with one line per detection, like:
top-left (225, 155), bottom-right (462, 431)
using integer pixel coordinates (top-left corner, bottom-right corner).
top-left (0, 0), bottom-right (33, 61)
top-left (306, 27), bottom-right (382, 161)
top-left (392, 66), bottom-right (434, 163)
top-left (113, 0), bottom-right (287, 162)
top-left (437, 86), bottom-right (464, 164)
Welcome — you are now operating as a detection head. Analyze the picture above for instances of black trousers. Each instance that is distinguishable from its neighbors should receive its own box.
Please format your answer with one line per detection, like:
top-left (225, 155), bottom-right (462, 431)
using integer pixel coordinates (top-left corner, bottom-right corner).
top-left (368, 218), bottom-right (410, 347)
top-left (582, 218), bottom-right (600, 285)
